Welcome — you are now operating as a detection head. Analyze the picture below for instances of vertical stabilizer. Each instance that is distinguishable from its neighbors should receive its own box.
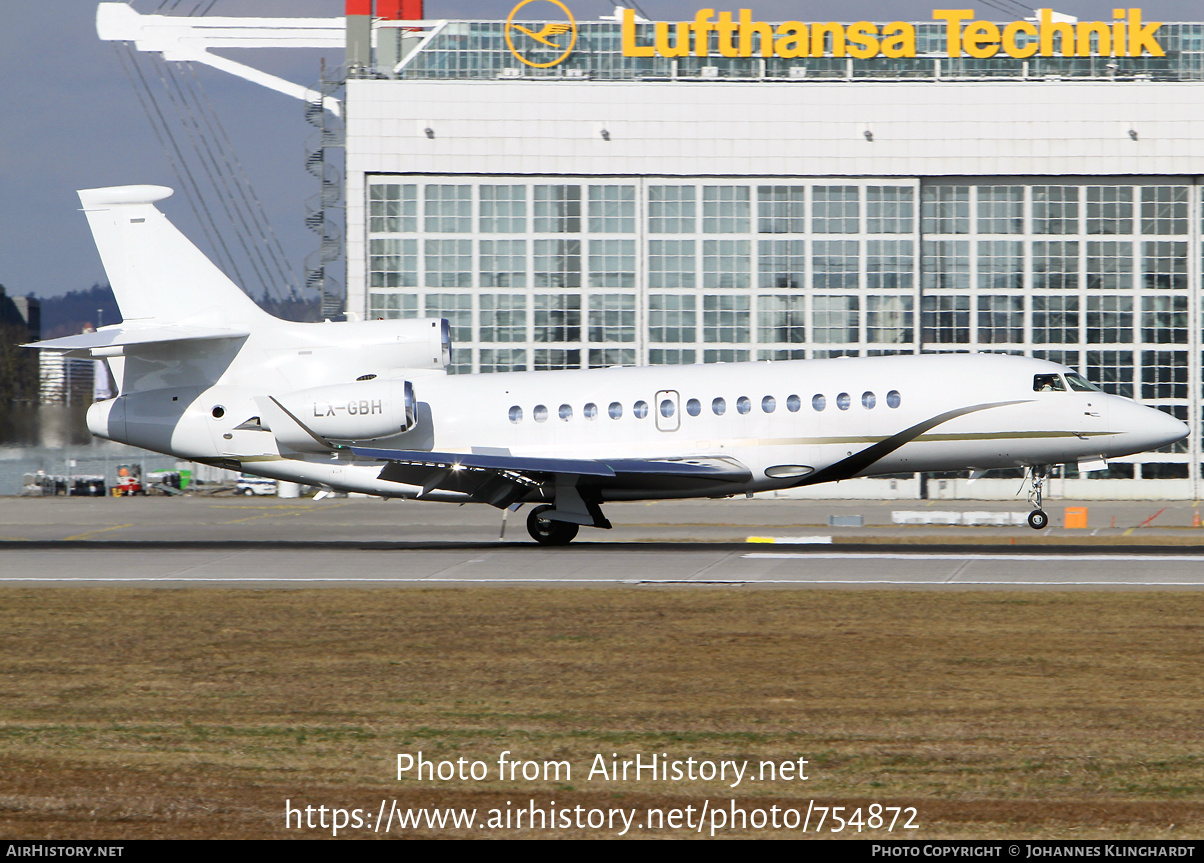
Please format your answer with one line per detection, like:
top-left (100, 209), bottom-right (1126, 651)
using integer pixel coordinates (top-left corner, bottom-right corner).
top-left (77, 185), bottom-right (270, 326)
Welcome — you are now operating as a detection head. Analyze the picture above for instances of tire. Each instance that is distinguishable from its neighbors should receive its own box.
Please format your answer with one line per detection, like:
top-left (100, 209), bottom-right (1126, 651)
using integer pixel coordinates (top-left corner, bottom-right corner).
top-left (526, 504), bottom-right (580, 546)
top-left (1028, 509), bottom-right (1049, 530)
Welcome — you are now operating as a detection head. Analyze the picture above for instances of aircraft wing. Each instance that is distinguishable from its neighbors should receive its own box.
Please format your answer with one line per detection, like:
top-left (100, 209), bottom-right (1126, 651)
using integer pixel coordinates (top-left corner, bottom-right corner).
top-left (24, 324), bottom-right (250, 353)
top-left (351, 446), bottom-right (751, 508)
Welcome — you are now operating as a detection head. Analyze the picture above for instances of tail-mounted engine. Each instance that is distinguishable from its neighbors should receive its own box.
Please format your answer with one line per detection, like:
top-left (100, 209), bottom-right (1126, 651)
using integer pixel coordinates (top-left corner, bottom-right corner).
top-left (275, 378), bottom-right (417, 442)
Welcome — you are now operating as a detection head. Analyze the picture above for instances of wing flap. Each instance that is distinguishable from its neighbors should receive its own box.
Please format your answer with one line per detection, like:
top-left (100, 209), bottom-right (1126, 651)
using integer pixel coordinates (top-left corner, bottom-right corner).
top-left (352, 448), bottom-right (752, 505)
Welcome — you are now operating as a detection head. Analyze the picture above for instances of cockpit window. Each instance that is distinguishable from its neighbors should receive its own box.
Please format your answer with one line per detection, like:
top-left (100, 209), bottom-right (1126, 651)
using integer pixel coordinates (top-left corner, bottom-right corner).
top-left (1033, 374), bottom-right (1066, 393)
top-left (1065, 372), bottom-right (1102, 393)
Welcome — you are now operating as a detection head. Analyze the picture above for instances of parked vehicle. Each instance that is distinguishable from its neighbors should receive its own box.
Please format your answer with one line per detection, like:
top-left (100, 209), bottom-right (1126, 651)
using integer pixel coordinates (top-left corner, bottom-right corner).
top-left (236, 474), bottom-right (278, 496)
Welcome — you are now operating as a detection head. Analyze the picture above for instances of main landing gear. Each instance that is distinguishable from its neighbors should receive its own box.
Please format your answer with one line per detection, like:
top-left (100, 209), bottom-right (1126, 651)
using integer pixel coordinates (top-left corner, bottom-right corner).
top-left (526, 504), bottom-right (580, 546)
top-left (1026, 465), bottom-right (1049, 530)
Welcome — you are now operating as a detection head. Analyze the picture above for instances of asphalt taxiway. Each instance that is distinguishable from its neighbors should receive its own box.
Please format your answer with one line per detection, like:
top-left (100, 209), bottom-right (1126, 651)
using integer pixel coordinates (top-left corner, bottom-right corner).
top-left (4, 495), bottom-right (1204, 589)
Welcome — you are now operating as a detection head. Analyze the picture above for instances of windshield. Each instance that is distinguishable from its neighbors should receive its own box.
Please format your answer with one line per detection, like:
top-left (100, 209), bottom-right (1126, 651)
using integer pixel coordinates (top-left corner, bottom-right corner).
top-left (1065, 372), bottom-right (1103, 393)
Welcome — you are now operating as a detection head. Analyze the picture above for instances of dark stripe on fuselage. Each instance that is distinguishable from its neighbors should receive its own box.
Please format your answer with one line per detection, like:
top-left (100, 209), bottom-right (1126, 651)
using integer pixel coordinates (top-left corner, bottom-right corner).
top-left (793, 400), bottom-right (1029, 487)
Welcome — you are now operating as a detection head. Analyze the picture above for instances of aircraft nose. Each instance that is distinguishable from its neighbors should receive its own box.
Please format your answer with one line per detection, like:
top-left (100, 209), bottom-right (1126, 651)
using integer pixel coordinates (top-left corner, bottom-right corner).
top-left (1130, 403), bottom-right (1189, 451)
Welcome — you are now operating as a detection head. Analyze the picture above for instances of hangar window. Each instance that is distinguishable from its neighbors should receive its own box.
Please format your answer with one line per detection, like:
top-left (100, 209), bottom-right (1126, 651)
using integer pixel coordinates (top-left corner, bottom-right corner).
top-left (812, 186), bottom-right (859, 234)
top-left (1032, 186), bottom-right (1079, 235)
top-left (369, 183), bottom-right (416, 233)
top-left (867, 186), bottom-right (914, 234)
top-left (648, 185), bottom-right (696, 234)
top-left (757, 186), bottom-right (806, 234)
top-left (1086, 186), bottom-right (1133, 235)
top-left (534, 185), bottom-right (581, 233)
top-left (424, 184), bottom-right (472, 233)
top-left (702, 186), bottom-right (750, 234)
top-left (649, 294), bottom-right (696, 342)
top-left (588, 185), bottom-right (636, 233)
top-left (480, 185), bottom-right (527, 233)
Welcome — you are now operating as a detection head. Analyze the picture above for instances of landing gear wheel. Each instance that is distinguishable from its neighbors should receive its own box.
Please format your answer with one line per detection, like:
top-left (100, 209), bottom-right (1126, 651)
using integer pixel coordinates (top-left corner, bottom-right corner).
top-left (526, 504), bottom-right (580, 546)
top-left (1024, 465), bottom-right (1050, 531)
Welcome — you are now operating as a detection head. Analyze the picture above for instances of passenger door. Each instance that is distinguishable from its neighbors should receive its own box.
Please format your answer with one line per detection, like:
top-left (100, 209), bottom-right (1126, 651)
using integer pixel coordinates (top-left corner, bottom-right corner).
top-left (654, 389), bottom-right (680, 432)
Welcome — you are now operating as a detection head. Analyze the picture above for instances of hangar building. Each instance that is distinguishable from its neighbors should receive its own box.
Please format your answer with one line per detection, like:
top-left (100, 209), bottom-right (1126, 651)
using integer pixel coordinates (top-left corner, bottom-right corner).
top-left (102, 2), bottom-right (1204, 497)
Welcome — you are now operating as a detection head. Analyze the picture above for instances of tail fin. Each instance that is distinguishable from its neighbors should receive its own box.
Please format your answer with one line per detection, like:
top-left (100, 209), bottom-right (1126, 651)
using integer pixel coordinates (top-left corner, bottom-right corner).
top-left (77, 185), bottom-right (269, 326)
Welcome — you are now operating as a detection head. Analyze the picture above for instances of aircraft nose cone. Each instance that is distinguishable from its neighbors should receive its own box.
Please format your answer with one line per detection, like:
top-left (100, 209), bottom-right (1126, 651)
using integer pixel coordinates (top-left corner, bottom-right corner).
top-left (1139, 405), bottom-right (1189, 450)
top-left (1154, 409), bottom-right (1190, 448)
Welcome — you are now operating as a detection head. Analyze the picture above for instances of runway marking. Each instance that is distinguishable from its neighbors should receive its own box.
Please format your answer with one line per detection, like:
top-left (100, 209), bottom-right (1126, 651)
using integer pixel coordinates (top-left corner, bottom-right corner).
top-left (61, 524), bottom-right (135, 541)
top-left (0, 576), bottom-right (1203, 587)
top-left (746, 536), bottom-right (832, 544)
top-left (743, 552), bottom-right (1204, 562)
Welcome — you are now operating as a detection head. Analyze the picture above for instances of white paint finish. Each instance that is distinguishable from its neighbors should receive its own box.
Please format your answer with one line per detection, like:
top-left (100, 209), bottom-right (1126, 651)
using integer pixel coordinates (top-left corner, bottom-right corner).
top-left (345, 79), bottom-right (1204, 180)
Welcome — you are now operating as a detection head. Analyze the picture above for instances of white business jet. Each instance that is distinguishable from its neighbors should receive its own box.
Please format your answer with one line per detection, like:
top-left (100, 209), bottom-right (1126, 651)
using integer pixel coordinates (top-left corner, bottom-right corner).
top-left (27, 186), bottom-right (1189, 544)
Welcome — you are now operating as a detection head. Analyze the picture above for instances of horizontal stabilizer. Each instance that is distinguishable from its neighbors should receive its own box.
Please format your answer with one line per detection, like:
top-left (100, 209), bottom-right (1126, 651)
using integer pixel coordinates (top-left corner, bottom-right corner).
top-left (25, 324), bottom-right (250, 352)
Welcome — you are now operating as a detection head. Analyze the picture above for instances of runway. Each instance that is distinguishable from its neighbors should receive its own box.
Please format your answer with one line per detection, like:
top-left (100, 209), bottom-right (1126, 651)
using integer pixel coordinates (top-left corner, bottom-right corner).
top-left (5, 542), bottom-right (1204, 589)
top-left (5, 496), bottom-right (1204, 589)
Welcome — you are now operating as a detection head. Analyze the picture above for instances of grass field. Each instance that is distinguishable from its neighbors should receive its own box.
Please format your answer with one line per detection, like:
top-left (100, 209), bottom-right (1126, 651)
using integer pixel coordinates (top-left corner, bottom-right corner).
top-left (0, 588), bottom-right (1202, 839)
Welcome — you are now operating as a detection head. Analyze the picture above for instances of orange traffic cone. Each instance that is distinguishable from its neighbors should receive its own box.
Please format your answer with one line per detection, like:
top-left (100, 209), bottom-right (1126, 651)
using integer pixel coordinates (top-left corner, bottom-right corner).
top-left (1193, 511), bottom-right (1202, 529)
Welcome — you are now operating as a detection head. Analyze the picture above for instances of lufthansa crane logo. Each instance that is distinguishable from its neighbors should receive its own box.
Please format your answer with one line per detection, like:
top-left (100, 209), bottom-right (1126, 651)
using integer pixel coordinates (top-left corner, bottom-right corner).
top-left (506, 0), bottom-right (578, 68)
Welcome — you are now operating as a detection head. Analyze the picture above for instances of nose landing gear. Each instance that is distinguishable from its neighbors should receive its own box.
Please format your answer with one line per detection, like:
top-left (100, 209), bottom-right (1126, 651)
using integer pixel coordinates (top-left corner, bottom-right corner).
top-left (1026, 465), bottom-right (1049, 530)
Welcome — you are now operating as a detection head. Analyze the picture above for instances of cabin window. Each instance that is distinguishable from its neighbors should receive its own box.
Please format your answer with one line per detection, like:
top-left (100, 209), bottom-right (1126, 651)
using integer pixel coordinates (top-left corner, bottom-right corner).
top-left (608, 401), bottom-right (623, 419)
top-left (712, 397), bottom-right (726, 415)
top-left (559, 404), bottom-right (573, 421)
top-left (786, 394), bottom-right (801, 412)
top-left (634, 400), bottom-right (649, 419)
top-left (508, 405), bottom-right (523, 424)
top-left (533, 405), bottom-right (549, 422)
top-left (812, 394), bottom-right (826, 411)
top-left (1033, 374), bottom-right (1066, 392)
top-left (862, 391), bottom-right (876, 409)
top-left (686, 398), bottom-right (701, 417)
top-left (887, 390), bottom-right (901, 408)
top-left (1065, 373), bottom-right (1102, 393)
top-left (660, 399), bottom-right (675, 418)
top-left (584, 402), bottom-right (598, 419)
top-left (762, 396), bottom-right (776, 413)
top-left (737, 396), bottom-right (752, 414)
top-left (836, 392), bottom-right (851, 410)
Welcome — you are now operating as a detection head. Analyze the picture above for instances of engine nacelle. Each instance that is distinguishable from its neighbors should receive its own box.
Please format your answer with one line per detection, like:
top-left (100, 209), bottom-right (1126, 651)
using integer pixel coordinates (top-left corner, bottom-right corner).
top-left (276, 379), bottom-right (416, 441)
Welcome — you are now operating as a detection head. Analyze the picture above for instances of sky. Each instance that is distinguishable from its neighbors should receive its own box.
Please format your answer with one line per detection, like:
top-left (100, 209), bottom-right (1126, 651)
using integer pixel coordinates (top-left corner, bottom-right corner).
top-left (1, 0), bottom-right (1202, 300)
